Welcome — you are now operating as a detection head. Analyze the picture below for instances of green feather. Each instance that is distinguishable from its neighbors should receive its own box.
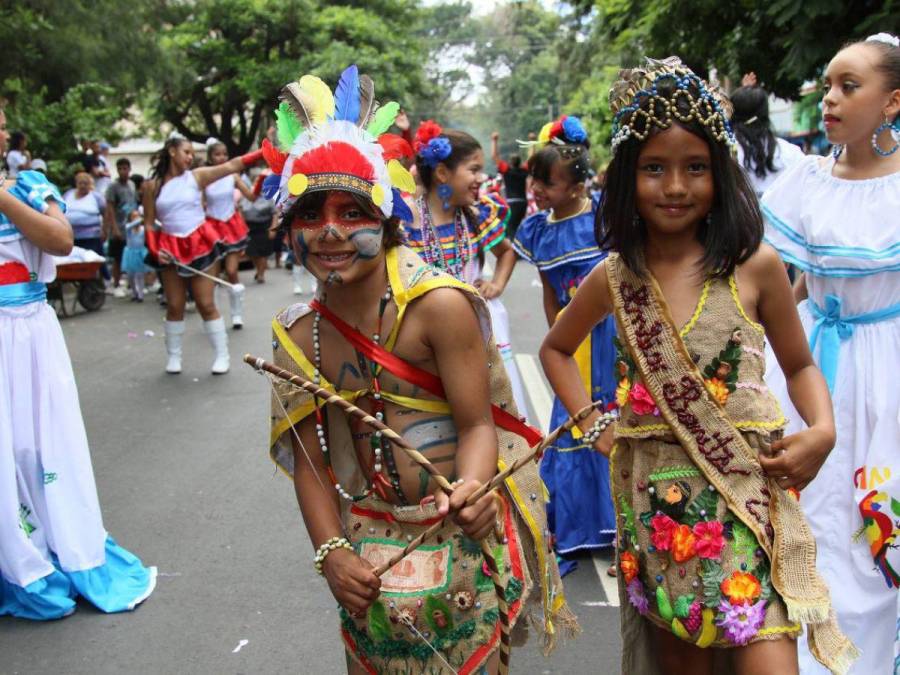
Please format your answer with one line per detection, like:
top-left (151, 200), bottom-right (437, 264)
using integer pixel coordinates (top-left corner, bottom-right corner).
top-left (366, 101), bottom-right (400, 137)
top-left (424, 595), bottom-right (454, 635)
top-left (366, 600), bottom-right (392, 642)
top-left (276, 101), bottom-right (303, 151)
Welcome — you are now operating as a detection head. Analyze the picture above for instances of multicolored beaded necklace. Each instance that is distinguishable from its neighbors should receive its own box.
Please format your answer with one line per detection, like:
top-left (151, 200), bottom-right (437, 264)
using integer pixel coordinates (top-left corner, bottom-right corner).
top-left (416, 196), bottom-right (472, 279)
top-left (312, 285), bottom-right (410, 505)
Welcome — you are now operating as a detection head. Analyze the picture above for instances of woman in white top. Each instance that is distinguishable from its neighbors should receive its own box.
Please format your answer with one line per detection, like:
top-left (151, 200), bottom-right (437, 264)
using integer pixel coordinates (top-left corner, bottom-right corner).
top-left (763, 34), bottom-right (900, 674)
top-left (142, 133), bottom-right (262, 375)
top-left (0, 108), bottom-right (156, 620)
top-left (5, 131), bottom-right (31, 178)
top-left (731, 80), bottom-right (806, 198)
top-left (203, 138), bottom-right (257, 329)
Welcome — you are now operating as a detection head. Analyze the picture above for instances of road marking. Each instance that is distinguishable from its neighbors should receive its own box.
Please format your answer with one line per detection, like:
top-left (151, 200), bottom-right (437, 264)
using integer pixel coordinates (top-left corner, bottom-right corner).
top-left (580, 600), bottom-right (614, 607)
top-left (514, 353), bottom-right (553, 431)
top-left (591, 550), bottom-right (621, 607)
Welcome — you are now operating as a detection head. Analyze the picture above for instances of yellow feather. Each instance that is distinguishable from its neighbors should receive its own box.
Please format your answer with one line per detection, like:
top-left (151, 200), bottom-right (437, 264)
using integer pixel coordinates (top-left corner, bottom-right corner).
top-left (387, 160), bottom-right (416, 194)
top-left (299, 75), bottom-right (335, 124)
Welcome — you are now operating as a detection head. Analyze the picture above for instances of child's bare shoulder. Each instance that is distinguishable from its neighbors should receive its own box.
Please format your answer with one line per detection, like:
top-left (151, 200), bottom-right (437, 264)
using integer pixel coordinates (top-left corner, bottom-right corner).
top-left (738, 243), bottom-right (784, 284)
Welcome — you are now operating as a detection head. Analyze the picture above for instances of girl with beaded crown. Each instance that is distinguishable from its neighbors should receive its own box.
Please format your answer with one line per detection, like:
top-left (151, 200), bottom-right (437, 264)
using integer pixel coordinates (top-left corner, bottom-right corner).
top-left (406, 122), bottom-right (531, 420)
top-left (0, 107), bottom-right (156, 620)
top-left (762, 34), bottom-right (900, 674)
top-left (511, 117), bottom-right (618, 575)
top-left (260, 65), bottom-right (572, 674)
top-left (541, 58), bottom-right (857, 673)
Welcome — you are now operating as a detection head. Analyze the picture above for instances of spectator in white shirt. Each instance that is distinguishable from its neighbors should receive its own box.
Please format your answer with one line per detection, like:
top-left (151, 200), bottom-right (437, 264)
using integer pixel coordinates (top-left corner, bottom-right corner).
top-left (5, 131), bottom-right (31, 178)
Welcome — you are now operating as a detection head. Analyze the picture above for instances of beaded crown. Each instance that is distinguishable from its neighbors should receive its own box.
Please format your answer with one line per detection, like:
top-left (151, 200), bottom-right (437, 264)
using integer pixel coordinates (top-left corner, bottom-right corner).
top-left (260, 65), bottom-right (416, 223)
top-left (609, 57), bottom-right (735, 154)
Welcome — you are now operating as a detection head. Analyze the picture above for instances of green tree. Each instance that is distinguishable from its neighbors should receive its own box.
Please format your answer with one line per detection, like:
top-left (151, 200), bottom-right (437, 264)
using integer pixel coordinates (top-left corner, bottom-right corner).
top-left (151, 0), bottom-right (430, 155)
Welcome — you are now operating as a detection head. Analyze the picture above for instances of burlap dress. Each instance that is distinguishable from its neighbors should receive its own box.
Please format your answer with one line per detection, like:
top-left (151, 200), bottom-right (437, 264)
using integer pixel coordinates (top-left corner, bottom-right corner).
top-left (612, 273), bottom-right (802, 666)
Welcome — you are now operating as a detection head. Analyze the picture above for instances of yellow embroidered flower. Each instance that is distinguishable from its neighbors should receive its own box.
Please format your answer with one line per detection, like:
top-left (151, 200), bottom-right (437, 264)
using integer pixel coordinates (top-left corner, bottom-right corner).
top-left (721, 570), bottom-right (762, 605)
top-left (616, 377), bottom-right (632, 408)
top-left (704, 377), bottom-right (729, 405)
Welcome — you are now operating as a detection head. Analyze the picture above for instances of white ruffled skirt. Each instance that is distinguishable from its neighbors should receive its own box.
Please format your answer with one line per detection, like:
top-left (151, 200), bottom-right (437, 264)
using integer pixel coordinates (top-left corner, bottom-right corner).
top-left (0, 301), bottom-right (156, 620)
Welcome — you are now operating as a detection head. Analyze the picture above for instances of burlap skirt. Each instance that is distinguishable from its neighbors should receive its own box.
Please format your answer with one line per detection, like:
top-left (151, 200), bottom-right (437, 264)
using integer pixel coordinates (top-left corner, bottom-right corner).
top-left (612, 432), bottom-right (800, 669)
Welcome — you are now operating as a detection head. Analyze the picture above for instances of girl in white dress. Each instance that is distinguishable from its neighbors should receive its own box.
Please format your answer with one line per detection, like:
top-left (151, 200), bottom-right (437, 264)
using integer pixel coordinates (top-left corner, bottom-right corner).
top-left (0, 109), bottom-right (155, 620)
top-left (763, 34), bottom-right (900, 674)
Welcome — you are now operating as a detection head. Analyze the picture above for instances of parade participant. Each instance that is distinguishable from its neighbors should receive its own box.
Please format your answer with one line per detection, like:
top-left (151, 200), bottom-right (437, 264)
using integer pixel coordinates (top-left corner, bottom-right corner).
top-left (762, 34), bottom-right (900, 674)
top-left (490, 131), bottom-right (528, 239)
top-left (261, 65), bottom-right (573, 674)
top-left (204, 137), bottom-right (256, 329)
top-left (731, 74), bottom-right (805, 199)
top-left (142, 133), bottom-right (262, 375)
top-left (512, 123), bottom-right (617, 573)
top-left (0, 109), bottom-right (155, 620)
top-left (406, 122), bottom-right (530, 419)
top-left (541, 58), bottom-right (856, 674)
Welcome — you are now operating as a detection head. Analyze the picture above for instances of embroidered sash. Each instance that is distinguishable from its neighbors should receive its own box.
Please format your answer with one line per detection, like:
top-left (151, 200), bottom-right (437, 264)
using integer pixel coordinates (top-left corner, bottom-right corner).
top-left (606, 254), bottom-right (857, 674)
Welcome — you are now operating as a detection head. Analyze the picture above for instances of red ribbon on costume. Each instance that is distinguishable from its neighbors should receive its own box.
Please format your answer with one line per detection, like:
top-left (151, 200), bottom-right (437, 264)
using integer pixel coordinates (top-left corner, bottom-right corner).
top-left (311, 299), bottom-right (542, 446)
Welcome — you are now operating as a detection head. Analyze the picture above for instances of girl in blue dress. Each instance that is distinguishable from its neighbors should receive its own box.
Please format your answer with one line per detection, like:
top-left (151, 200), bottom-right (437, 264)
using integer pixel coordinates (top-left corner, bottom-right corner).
top-left (512, 124), bottom-right (617, 573)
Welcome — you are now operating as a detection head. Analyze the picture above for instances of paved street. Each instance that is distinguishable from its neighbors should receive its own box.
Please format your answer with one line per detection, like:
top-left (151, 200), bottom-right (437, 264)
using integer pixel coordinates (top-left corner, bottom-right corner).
top-left (0, 260), bottom-right (621, 675)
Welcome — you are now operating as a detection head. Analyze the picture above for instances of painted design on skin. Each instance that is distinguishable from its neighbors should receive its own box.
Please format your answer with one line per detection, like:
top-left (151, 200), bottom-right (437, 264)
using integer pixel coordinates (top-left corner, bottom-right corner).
top-left (319, 224), bottom-right (346, 242)
top-left (335, 361), bottom-right (362, 390)
top-left (294, 231), bottom-right (311, 269)
top-left (400, 416), bottom-right (458, 454)
top-left (348, 227), bottom-right (384, 260)
top-left (325, 271), bottom-right (344, 286)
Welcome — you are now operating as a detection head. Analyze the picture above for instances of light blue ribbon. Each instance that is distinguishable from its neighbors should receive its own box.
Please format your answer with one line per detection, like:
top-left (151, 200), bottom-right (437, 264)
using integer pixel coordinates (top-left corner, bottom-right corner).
top-left (0, 281), bottom-right (47, 307)
top-left (809, 294), bottom-right (900, 392)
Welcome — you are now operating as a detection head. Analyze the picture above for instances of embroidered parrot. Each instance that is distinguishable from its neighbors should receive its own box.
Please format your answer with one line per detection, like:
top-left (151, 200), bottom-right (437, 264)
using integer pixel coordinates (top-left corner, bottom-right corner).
top-left (858, 489), bottom-right (900, 588)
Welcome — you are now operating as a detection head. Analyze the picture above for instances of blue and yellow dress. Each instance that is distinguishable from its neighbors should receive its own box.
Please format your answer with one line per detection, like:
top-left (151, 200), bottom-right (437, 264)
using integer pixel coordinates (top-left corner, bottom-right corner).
top-left (513, 198), bottom-right (617, 558)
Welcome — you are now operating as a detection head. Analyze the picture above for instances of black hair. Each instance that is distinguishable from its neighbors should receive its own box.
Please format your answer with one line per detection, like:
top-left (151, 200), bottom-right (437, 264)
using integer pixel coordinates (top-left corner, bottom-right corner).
top-left (845, 38), bottom-right (900, 123)
top-left (131, 174), bottom-right (144, 193)
top-left (509, 154), bottom-right (522, 169)
top-left (731, 86), bottom-right (778, 179)
top-left (9, 131), bottom-right (26, 151)
top-left (116, 157), bottom-right (131, 169)
top-left (150, 137), bottom-right (190, 195)
top-left (597, 77), bottom-right (762, 278)
top-left (414, 129), bottom-right (482, 191)
top-left (529, 144), bottom-right (591, 185)
top-left (280, 189), bottom-right (404, 248)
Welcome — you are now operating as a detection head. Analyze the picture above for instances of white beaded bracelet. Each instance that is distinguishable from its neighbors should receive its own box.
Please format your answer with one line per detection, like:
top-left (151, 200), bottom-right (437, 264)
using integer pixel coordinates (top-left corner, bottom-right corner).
top-left (314, 536), bottom-right (354, 576)
top-left (583, 411), bottom-right (618, 445)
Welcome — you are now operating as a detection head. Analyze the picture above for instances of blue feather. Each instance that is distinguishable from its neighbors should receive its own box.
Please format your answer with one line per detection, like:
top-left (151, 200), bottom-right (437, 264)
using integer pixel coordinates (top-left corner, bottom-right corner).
top-left (334, 65), bottom-right (360, 123)
top-left (391, 189), bottom-right (413, 223)
top-left (262, 174), bottom-right (282, 200)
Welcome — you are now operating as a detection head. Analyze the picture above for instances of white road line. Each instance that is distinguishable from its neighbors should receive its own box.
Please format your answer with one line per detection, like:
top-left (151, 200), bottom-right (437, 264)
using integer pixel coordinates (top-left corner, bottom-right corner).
top-left (591, 550), bottom-right (621, 607)
top-left (514, 353), bottom-right (553, 431)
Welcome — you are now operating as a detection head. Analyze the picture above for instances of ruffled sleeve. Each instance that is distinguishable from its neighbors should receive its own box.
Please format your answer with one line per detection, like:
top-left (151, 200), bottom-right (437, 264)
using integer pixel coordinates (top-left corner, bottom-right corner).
top-left (8, 171), bottom-right (67, 214)
top-left (512, 211), bottom-right (546, 264)
top-left (469, 193), bottom-right (508, 254)
top-left (760, 156), bottom-right (818, 270)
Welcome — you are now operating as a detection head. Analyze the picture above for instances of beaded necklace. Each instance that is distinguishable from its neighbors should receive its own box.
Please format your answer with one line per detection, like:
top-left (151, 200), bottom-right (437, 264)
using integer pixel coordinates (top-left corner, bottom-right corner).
top-left (312, 285), bottom-right (410, 505)
top-left (416, 196), bottom-right (472, 279)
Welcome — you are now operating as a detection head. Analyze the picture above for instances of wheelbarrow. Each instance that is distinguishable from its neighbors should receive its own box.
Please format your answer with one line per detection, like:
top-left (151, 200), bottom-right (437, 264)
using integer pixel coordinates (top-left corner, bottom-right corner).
top-left (47, 261), bottom-right (106, 317)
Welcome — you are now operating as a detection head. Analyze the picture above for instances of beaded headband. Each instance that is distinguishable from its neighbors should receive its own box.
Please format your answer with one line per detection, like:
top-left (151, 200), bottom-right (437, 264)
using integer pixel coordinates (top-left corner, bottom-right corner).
top-left (609, 57), bottom-right (735, 154)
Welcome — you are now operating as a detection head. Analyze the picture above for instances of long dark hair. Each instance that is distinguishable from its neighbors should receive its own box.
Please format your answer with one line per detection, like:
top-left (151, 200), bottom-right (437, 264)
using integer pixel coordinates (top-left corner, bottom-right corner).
top-left (731, 86), bottom-right (777, 179)
top-left (598, 80), bottom-right (762, 278)
top-left (9, 131), bottom-right (26, 152)
top-left (150, 136), bottom-right (189, 194)
top-left (280, 189), bottom-right (405, 249)
top-left (414, 129), bottom-right (482, 191)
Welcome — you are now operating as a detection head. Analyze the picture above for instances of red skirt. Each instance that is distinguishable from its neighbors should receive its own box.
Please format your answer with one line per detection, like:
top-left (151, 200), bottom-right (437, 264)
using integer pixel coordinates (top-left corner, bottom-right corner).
top-left (207, 210), bottom-right (249, 255)
top-left (158, 219), bottom-right (230, 277)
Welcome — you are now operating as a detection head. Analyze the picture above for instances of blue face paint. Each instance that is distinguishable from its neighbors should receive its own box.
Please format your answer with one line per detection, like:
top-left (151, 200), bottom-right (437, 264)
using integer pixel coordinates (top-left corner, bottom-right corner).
top-left (294, 231), bottom-right (311, 269)
top-left (348, 227), bottom-right (383, 260)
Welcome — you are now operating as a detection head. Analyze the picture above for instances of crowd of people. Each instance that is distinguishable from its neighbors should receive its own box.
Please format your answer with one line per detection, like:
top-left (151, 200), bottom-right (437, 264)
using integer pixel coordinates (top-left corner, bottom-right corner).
top-left (1, 30), bottom-right (899, 675)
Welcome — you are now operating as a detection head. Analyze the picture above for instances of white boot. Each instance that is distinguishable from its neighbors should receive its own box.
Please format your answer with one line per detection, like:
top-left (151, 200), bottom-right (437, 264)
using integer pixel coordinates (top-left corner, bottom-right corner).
top-left (229, 284), bottom-right (245, 329)
top-left (203, 317), bottom-right (230, 374)
top-left (292, 266), bottom-right (304, 295)
top-left (164, 320), bottom-right (185, 374)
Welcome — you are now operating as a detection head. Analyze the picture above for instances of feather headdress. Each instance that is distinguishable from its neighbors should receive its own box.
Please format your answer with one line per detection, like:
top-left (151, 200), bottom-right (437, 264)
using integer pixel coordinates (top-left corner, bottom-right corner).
top-left (261, 65), bottom-right (415, 222)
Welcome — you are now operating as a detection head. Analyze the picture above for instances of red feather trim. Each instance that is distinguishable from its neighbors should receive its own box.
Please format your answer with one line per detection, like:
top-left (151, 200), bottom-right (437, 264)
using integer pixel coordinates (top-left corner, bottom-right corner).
top-left (378, 133), bottom-right (414, 161)
top-left (261, 138), bottom-right (288, 175)
top-left (292, 142), bottom-right (376, 182)
top-left (414, 120), bottom-right (443, 153)
top-left (550, 119), bottom-right (564, 140)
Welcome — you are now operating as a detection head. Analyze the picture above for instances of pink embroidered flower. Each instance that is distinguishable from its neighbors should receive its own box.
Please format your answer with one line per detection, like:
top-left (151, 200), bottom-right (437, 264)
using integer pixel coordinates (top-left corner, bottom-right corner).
top-left (628, 382), bottom-right (657, 416)
top-left (716, 598), bottom-right (766, 645)
top-left (626, 579), bottom-right (649, 615)
top-left (650, 514), bottom-right (678, 551)
top-left (692, 520), bottom-right (726, 560)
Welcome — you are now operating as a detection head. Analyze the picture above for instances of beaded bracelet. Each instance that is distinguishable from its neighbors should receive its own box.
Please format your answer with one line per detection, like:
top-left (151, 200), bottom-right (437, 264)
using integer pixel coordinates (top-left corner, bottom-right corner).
top-left (582, 411), bottom-right (618, 445)
top-left (314, 536), bottom-right (354, 576)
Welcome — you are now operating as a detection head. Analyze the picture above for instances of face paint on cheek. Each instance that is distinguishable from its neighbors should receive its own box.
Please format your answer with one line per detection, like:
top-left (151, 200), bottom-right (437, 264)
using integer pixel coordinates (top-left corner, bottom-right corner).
top-left (294, 231), bottom-right (311, 269)
top-left (348, 227), bottom-right (384, 260)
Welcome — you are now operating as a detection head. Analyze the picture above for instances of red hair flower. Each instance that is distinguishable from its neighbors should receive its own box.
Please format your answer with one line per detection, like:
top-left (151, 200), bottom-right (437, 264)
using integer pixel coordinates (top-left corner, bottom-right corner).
top-left (414, 120), bottom-right (444, 153)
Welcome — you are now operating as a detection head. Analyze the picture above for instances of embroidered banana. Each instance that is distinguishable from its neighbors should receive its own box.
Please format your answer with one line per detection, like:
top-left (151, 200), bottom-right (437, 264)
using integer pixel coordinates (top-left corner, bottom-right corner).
top-left (695, 608), bottom-right (717, 648)
top-left (656, 586), bottom-right (674, 622)
top-left (671, 617), bottom-right (692, 641)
